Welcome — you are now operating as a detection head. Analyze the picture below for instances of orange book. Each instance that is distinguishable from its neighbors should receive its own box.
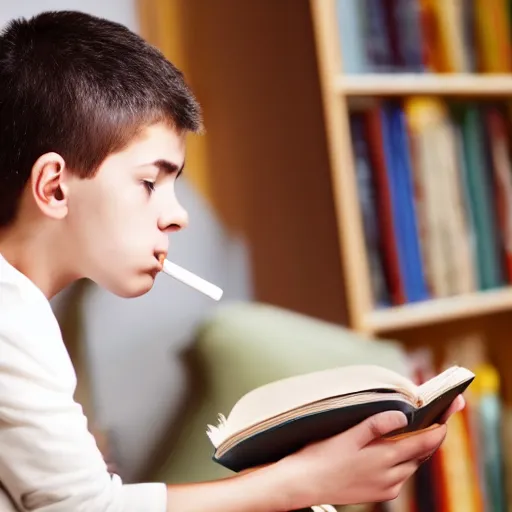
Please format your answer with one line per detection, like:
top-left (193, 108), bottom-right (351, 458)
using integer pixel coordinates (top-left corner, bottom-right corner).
top-left (474, 0), bottom-right (512, 72)
top-left (436, 385), bottom-right (485, 512)
top-left (438, 337), bottom-right (489, 512)
top-left (418, 0), bottom-right (444, 72)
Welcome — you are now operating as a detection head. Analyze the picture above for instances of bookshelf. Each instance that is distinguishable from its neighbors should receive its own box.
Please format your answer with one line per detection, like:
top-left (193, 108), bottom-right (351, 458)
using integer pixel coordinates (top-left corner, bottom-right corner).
top-left (310, 5), bottom-right (512, 508)
top-left (309, 0), bottom-right (512, 336)
top-left (337, 74), bottom-right (512, 96)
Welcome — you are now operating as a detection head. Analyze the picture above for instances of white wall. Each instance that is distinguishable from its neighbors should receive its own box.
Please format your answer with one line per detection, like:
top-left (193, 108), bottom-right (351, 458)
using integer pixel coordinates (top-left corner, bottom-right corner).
top-left (0, 0), bottom-right (252, 481)
top-left (0, 0), bottom-right (140, 32)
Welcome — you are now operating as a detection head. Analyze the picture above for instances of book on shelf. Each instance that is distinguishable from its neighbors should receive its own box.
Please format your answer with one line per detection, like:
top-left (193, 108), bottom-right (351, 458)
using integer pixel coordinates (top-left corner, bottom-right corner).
top-left (336, 0), bottom-right (511, 74)
top-left (358, 338), bottom-right (508, 512)
top-left (403, 337), bottom-right (510, 512)
top-left (205, 364), bottom-right (474, 473)
top-left (349, 98), bottom-right (512, 309)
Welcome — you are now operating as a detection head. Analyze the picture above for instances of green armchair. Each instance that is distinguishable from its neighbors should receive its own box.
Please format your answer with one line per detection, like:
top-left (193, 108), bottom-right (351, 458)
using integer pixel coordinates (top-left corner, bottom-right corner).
top-left (150, 302), bottom-right (409, 511)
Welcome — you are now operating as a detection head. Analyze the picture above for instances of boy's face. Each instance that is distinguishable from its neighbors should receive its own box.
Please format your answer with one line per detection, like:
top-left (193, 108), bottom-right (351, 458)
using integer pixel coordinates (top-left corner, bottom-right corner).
top-left (65, 122), bottom-right (188, 297)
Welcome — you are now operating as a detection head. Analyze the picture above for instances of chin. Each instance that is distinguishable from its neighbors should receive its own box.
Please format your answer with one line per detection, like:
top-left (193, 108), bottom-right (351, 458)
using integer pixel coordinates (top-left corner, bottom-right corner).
top-left (107, 274), bottom-right (155, 299)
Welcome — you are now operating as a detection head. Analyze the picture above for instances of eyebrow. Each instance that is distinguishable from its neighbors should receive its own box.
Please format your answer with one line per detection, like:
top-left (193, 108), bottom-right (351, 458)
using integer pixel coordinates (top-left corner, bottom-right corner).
top-left (152, 159), bottom-right (185, 177)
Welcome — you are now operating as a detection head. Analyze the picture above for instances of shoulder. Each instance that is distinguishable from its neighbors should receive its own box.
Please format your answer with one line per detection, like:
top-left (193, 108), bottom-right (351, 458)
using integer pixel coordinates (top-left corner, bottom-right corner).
top-left (0, 254), bottom-right (58, 334)
top-left (0, 255), bottom-right (76, 390)
top-left (0, 255), bottom-right (48, 310)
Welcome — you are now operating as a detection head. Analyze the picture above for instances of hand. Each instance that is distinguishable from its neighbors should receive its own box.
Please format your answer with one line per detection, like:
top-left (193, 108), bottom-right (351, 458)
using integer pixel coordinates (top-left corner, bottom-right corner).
top-left (275, 410), bottom-right (447, 509)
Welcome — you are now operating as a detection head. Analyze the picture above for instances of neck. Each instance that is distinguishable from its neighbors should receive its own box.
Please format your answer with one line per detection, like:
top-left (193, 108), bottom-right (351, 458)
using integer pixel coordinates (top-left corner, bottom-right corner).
top-left (0, 219), bottom-right (78, 299)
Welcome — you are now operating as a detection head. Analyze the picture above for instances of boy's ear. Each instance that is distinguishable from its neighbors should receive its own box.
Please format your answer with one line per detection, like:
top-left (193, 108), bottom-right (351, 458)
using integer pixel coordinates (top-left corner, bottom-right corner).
top-left (30, 152), bottom-right (70, 220)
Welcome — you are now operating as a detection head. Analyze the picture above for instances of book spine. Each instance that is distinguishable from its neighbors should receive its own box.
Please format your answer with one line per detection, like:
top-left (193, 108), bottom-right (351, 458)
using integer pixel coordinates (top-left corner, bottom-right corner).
top-left (350, 113), bottom-right (391, 308)
top-left (350, 98), bottom-right (512, 308)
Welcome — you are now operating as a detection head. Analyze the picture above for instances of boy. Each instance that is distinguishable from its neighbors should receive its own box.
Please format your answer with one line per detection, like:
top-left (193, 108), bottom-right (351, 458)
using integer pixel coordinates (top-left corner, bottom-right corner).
top-left (0, 10), bottom-right (463, 512)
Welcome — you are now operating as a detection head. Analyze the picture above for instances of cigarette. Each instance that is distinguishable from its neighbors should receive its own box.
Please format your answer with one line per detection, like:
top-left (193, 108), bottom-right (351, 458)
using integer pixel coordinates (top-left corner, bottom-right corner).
top-left (161, 258), bottom-right (223, 301)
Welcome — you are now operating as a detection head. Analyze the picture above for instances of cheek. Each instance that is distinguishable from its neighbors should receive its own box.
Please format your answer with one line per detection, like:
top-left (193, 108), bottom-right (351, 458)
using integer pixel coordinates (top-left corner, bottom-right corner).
top-left (101, 196), bottom-right (155, 253)
top-left (71, 183), bottom-right (154, 261)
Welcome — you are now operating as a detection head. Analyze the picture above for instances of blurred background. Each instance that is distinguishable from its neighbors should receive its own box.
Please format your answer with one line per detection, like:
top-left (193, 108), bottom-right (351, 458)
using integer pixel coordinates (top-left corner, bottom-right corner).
top-left (8, 1), bottom-right (512, 511)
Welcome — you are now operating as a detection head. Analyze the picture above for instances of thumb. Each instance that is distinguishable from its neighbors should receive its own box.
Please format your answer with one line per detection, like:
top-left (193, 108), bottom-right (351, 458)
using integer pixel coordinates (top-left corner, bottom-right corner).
top-left (350, 411), bottom-right (408, 448)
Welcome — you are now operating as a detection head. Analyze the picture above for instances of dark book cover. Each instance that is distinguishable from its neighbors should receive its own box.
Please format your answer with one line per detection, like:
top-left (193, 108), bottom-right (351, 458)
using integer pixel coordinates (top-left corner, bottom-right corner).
top-left (213, 379), bottom-right (473, 473)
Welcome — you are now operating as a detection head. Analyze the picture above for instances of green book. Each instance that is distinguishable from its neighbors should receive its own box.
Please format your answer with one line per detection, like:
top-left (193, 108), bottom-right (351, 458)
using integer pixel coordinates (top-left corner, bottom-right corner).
top-left (452, 104), bottom-right (502, 290)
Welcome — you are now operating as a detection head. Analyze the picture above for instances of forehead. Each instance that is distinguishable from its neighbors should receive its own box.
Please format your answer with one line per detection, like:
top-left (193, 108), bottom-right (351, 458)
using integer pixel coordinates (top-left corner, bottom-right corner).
top-left (113, 122), bottom-right (186, 167)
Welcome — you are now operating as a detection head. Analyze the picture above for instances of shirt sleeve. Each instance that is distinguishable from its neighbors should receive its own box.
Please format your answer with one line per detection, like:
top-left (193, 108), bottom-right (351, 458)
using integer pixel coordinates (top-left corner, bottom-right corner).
top-left (0, 309), bottom-right (168, 512)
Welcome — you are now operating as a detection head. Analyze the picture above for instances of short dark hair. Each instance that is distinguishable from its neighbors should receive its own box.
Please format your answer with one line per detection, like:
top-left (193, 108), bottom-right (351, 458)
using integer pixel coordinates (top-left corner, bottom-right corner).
top-left (0, 10), bottom-right (202, 227)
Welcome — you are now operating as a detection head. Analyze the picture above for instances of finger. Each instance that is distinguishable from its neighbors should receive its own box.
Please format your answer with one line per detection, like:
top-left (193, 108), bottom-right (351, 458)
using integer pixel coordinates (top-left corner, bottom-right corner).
top-left (439, 395), bottom-right (465, 424)
top-left (349, 410), bottom-right (408, 448)
top-left (386, 460), bottom-right (420, 487)
top-left (387, 423), bottom-right (447, 465)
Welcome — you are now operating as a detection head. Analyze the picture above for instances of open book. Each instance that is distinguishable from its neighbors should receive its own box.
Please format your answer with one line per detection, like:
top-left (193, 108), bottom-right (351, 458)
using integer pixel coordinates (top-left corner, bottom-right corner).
top-left (206, 364), bottom-right (474, 472)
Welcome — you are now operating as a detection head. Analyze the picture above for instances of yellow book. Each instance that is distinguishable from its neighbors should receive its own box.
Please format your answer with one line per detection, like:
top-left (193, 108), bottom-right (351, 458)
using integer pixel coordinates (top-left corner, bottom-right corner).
top-left (404, 97), bottom-right (476, 297)
top-left (434, 0), bottom-right (471, 72)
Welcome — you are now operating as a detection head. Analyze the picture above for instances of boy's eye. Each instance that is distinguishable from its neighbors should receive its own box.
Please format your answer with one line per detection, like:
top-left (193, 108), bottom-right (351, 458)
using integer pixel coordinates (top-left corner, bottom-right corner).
top-left (142, 180), bottom-right (156, 194)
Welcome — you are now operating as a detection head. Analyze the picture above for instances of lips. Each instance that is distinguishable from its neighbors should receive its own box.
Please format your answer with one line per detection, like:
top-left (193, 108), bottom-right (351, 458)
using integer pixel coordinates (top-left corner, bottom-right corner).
top-left (153, 251), bottom-right (168, 274)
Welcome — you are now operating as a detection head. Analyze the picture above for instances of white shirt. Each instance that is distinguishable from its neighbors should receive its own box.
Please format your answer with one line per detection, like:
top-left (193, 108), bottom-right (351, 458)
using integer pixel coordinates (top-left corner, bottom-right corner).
top-left (0, 254), bottom-right (167, 511)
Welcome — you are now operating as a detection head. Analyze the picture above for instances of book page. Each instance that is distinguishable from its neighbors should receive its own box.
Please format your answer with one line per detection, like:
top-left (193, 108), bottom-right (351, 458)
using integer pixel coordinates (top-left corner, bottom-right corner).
top-left (418, 366), bottom-right (474, 403)
top-left (223, 365), bottom-right (418, 437)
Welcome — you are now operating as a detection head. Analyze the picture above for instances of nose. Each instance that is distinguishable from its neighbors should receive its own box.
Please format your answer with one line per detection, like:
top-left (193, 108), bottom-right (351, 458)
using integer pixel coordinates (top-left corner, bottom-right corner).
top-left (158, 199), bottom-right (189, 233)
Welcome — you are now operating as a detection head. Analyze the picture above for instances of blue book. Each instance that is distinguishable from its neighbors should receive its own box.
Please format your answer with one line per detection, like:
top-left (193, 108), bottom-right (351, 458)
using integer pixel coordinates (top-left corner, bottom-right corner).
top-left (335, 0), bottom-right (368, 73)
top-left (350, 113), bottom-right (391, 308)
top-left (380, 103), bottom-right (429, 303)
top-left (393, 106), bottom-right (429, 301)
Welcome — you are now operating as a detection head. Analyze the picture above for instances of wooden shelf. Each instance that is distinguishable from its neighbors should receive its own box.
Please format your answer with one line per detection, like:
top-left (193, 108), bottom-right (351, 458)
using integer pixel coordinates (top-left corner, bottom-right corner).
top-left (367, 287), bottom-right (512, 333)
top-left (334, 73), bottom-right (512, 96)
